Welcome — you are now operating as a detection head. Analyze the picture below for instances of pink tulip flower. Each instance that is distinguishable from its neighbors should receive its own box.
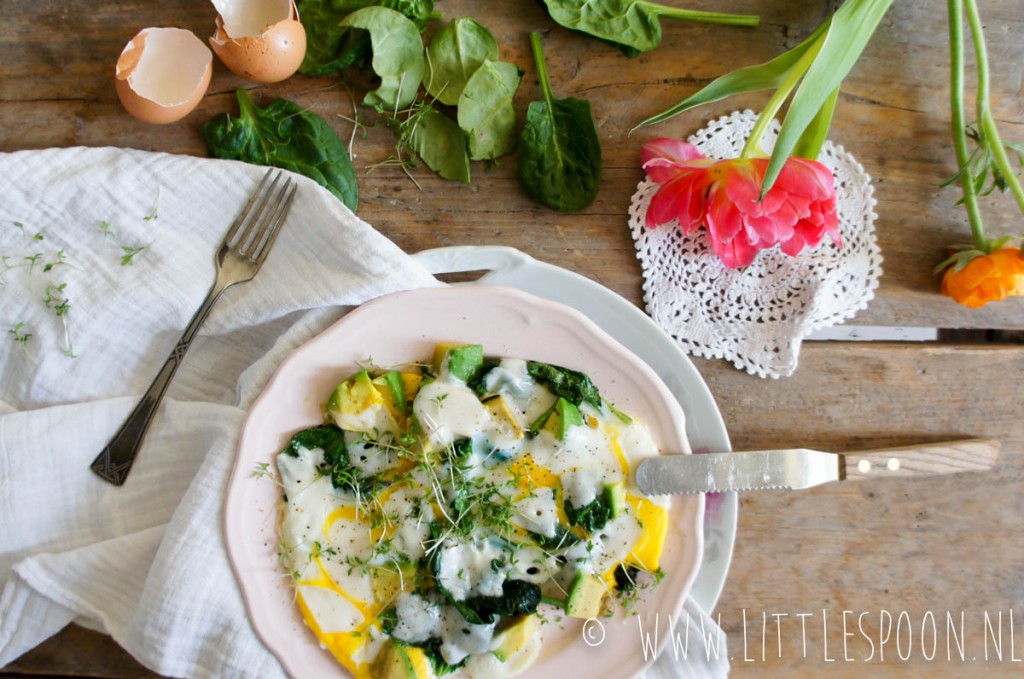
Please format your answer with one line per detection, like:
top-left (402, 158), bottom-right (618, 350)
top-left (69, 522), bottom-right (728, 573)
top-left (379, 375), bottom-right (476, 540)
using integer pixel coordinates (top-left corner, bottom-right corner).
top-left (641, 138), bottom-right (841, 268)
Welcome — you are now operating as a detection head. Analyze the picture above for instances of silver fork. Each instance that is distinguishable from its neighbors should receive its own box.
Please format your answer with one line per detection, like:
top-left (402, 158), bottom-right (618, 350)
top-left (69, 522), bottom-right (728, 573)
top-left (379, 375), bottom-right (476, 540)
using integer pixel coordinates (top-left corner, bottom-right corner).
top-left (90, 170), bottom-right (298, 486)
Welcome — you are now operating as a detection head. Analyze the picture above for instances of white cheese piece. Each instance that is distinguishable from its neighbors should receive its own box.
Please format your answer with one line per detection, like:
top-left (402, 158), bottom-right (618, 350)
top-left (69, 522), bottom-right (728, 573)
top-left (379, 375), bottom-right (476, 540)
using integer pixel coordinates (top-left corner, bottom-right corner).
top-left (483, 359), bottom-right (534, 407)
top-left (511, 487), bottom-right (559, 538)
top-left (509, 545), bottom-right (558, 585)
top-left (436, 540), bottom-right (509, 601)
top-left (320, 556), bottom-right (373, 603)
top-left (560, 466), bottom-right (605, 509)
top-left (391, 592), bottom-right (442, 644)
top-left (298, 585), bottom-right (365, 633)
top-left (439, 605), bottom-right (496, 666)
top-left (414, 381), bottom-right (490, 449)
top-left (345, 430), bottom-right (400, 476)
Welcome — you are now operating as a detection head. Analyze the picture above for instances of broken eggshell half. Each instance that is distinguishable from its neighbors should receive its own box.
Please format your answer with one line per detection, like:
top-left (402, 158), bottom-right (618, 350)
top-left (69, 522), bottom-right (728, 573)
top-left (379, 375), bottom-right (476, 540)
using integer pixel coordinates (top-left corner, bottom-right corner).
top-left (209, 0), bottom-right (307, 83)
top-left (115, 27), bottom-right (213, 125)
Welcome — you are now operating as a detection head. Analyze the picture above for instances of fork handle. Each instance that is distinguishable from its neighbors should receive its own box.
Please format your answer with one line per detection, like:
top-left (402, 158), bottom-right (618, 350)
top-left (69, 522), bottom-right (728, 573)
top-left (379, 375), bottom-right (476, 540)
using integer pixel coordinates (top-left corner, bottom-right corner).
top-left (90, 278), bottom-right (230, 485)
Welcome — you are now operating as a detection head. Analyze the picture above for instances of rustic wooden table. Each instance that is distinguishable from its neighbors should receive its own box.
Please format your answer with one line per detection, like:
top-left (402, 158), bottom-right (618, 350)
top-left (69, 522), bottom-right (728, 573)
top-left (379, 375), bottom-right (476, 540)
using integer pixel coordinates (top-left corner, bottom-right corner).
top-left (3, 0), bottom-right (1022, 677)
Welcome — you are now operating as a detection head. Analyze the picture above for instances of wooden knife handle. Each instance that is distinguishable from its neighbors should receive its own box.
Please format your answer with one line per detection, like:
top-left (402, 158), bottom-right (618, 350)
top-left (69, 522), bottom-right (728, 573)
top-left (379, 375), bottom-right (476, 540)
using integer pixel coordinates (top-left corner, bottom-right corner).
top-left (842, 438), bottom-right (1000, 480)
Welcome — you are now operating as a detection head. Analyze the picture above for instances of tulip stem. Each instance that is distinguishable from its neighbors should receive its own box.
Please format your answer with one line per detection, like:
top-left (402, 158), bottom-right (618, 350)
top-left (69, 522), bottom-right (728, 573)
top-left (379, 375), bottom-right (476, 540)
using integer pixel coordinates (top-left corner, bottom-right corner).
top-left (948, 0), bottom-right (987, 250)
top-left (740, 30), bottom-right (825, 160)
top-left (963, 0), bottom-right (1024, 216)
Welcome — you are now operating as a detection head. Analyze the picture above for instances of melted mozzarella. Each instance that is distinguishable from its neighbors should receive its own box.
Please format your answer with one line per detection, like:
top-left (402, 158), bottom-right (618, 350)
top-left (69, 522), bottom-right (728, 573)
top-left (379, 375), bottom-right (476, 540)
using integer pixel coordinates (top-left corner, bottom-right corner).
top-left (440, 606), bottom-right (496, 665)
top-left (391, 592), bottom-right (441, 644)
top-left (436, 540), bottom-right (509, 600)
top-left (560, 466), bottom-right (605, 509)
top-left (299, 585), bottom-right (365, 634)
top-left (511, 487), bottom-right (559, 537)
top-left (415, 381), bottom-right (490, 449)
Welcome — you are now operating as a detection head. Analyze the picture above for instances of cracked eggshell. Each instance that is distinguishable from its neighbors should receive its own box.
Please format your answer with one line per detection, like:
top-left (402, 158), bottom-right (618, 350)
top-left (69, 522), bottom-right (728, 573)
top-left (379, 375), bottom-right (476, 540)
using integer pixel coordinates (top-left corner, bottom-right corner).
top-left (210, 0), bottom-right (306, 83)
top-left (115, 27), bottom-right (213, 125)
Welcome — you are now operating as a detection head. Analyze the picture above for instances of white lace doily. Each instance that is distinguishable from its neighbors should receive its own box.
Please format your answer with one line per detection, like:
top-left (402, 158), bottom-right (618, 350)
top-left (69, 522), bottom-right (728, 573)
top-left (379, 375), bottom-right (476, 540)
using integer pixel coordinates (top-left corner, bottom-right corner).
top-left (629, 110), bottom-right (882, 378)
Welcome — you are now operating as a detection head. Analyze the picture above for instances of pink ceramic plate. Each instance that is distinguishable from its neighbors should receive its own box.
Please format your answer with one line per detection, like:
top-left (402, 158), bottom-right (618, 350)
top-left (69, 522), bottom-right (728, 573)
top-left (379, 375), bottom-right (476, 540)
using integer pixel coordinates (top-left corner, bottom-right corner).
top-left (224, 286), bottom-right (704, 678)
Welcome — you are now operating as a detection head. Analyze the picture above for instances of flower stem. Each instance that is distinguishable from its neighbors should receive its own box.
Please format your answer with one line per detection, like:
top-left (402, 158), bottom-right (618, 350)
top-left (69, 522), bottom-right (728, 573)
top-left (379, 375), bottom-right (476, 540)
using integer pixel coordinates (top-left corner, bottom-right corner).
top-left (948, 0), bottom-right (987, 250)
top-left (963, 0), bottom-right (1024, 215)
top-left (740, 29), bottom-right (825, 159)
top-left (647, 3), bottom-right (760, 27)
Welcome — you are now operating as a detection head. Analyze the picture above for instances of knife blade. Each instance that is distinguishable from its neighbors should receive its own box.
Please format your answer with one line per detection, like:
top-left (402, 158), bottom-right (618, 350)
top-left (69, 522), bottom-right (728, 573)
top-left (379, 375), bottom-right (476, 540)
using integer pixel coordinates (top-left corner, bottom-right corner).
top-left (635, 438), bottom-right (1000, 495)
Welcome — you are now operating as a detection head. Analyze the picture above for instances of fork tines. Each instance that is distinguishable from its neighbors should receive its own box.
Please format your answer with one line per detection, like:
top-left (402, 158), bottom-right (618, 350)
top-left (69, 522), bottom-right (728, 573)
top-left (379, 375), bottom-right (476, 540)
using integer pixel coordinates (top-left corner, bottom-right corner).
top-left (226, 169), bottom-right (298, 264)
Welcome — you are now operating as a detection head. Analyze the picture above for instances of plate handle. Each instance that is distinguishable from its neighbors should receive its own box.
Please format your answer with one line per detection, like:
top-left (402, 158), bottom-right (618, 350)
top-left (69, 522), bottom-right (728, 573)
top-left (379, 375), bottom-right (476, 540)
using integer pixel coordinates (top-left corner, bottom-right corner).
top-left (413, 245), bottom-right (533, 279)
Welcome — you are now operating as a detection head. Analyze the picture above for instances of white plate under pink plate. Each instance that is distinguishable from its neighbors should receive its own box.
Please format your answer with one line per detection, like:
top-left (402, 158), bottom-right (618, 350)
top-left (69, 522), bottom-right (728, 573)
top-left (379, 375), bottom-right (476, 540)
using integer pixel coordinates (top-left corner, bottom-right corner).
top-left (224, 286), bottom-right (704, 679)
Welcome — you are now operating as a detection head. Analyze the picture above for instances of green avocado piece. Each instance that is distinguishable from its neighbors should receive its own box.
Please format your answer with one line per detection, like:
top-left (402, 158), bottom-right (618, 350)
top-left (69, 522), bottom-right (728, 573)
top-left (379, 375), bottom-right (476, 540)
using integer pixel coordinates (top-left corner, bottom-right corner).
top-left (371, 640), bottom-right (426, 679)
top-left (326, 370), bottom-right (375, 420)
top-left (373, 370), bottom-right (409, 416)
top-left (541, 397), bottom-right (584, 440)
top-left (492, 614), bottom-right (537, 662)
top-left (434, 343), bottom-right (484, 382)
top-left (565, 572), bottom-right (605, 619)
top-left (605, 480), bottom-right (627, 518)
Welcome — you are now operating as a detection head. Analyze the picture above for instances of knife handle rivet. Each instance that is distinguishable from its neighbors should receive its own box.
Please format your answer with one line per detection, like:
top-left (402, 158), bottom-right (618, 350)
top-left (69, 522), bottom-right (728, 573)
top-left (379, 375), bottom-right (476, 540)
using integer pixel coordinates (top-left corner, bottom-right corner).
top-left (887, 457), bottom-right (901, 471)
top-left (857, 459), bottom-right (872, 474)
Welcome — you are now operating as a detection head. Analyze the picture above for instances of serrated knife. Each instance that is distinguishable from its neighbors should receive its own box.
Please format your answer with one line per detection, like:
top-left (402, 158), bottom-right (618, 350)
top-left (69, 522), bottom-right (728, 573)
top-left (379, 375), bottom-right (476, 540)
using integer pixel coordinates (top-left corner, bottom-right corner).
top-left (635, 438), bottom-right (1000, 495)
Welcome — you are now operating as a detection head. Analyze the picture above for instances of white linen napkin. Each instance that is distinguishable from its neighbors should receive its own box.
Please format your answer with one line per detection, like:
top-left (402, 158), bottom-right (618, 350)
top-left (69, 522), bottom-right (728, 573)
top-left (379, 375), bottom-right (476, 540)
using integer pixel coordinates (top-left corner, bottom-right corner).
top-left (0, 147), bottom-right (727, 678)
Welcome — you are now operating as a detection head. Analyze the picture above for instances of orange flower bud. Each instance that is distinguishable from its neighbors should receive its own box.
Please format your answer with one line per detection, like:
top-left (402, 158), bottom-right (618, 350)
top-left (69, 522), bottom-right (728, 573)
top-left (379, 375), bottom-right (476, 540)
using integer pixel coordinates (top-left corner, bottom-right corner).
top-left (941, 248), bottom-right (1024, 308)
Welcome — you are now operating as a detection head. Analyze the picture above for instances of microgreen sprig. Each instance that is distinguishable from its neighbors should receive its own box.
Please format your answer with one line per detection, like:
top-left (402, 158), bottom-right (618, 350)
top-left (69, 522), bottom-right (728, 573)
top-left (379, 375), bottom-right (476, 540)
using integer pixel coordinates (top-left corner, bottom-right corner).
top-left (8, 322), bottom-right (33, 360)
top-left (43, 282), bottom-right (75, 357)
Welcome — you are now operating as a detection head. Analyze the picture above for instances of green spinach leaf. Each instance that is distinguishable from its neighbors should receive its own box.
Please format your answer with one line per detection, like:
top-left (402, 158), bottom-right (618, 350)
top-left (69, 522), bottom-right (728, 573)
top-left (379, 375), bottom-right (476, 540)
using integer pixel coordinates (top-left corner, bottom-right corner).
top-left (518, 32), bottom-right (601, 212)
top-left (564, 494), bottom-right (612, 532)
top-left (457, 59), bottom-right (522, 161)
top-left (402, 104), bottom-right (471, 183)
top-left (201, 89), bottom-right (358, 211)
top-left (281, 424), bottom-right (348, 460)
top-left (526, 360), bottom-right (603, 408)
top-left (425, 18), bottom-right (499, 106)
top-left (541, 0), bottom-right (758, 54)
top-left (297, 0), bottom-right (439, 75)
top-left (340, 6), bottom-right (426, 110)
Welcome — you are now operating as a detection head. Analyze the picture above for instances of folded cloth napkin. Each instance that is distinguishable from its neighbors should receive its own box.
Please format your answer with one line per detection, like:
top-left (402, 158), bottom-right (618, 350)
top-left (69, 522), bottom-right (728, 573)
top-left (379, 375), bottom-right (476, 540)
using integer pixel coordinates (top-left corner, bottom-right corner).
top-left (0, 147), bottom-right (728, 678)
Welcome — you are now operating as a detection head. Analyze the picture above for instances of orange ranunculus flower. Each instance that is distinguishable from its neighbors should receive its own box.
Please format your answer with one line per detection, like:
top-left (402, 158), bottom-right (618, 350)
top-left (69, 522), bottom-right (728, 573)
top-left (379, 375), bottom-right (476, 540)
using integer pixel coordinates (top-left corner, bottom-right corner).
top-left (641, 138), bottom-right (841, 268)
top-left (941, 248), bottom-right (1024, 308)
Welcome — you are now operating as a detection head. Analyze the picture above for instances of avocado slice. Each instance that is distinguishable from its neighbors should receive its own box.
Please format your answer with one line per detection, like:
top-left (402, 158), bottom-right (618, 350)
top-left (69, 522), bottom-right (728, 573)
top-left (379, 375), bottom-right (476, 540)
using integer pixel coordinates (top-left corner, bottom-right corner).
top-left (540, 397), bottom-right (584, 441)
top-left (565, 572), bottom-right (605, 619)
top-left (327, 370), bottom-right (399, 434)
top-left (605, 480), bottom-right (627, 519)
top-left (373, 371), bottom-right (409, 417)
top-left (371, 562), bottom-right (417, 604)
top-left (371, 640), bottom-right (431, 679)
top-left (432, 343), bottom-right (484, 382)
top-left (492, 614), bottom-right (538, 662)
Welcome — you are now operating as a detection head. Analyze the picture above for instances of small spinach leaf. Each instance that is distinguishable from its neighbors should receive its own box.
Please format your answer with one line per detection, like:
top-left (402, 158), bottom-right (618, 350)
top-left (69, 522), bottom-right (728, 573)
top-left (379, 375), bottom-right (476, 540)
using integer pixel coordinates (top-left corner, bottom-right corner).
top-left (518, 32), bottom-right (601, 212)
top-left (201, 89), bottom-right (358, 211)
top-left (526, 360), bottom-right (603, 408)
top-left (297, 0), bottom-right (439, 75)
top-left (457, 59), bottom-right (522, 161)
top-left (340, 7), bottom-right (426, 110)
top-left (281, 424), bottom-right (348, 460)
top-left (425, 18), bottom-right (499, 106)
top-left (446, 579), bottom-right (542, 625)
top-left (564, 495), bottom-right (612, 532)
top-left (402, 104), bottom-right (471, 183)
top-left (541, 0), bottom-right (758, 54)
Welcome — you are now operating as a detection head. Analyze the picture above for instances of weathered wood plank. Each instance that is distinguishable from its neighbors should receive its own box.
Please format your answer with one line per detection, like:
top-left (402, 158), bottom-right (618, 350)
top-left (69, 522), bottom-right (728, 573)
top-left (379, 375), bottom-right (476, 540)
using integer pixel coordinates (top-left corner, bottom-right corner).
top-left (2, 1), bottom-right (1023, 327)
top-left (702, 342), bottom-right (1024, 677)
top-left (2, 1), bottom-right (1024, 677)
